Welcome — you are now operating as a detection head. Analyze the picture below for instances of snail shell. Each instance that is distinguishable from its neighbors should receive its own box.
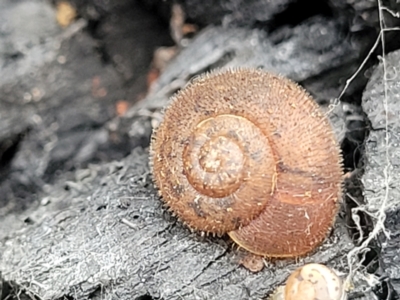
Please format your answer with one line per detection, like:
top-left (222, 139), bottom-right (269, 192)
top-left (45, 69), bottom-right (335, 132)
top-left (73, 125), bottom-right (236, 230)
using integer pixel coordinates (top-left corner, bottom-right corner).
top-left (150, 68), bottom-right (343, 257)
top-left (284, 263), bottom-right (343, 300)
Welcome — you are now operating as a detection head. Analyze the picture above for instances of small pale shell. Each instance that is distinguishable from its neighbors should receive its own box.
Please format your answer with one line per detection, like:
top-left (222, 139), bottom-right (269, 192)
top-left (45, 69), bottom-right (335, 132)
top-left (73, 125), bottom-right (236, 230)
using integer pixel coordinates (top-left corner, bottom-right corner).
top-left (284, 263), bottom-right (343, 300)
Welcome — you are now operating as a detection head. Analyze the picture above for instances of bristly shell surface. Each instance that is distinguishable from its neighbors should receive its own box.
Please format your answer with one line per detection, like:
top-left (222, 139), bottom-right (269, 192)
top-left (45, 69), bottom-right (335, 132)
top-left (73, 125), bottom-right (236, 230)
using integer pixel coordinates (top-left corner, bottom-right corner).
top-left (150, 68), bottom-right (343, 258)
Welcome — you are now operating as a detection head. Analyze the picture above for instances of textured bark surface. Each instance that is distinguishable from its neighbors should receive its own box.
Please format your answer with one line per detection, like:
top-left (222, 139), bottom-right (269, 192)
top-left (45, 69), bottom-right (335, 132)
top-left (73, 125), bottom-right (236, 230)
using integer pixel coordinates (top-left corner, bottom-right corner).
top-left (0, 148), bottom-right (353, 300)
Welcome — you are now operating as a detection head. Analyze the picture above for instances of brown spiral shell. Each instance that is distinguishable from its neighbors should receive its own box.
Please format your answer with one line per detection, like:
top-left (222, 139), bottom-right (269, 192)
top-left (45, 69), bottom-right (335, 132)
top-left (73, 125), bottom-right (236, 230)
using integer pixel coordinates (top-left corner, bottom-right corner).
top-left (150, 68), bottom-right (343, 257)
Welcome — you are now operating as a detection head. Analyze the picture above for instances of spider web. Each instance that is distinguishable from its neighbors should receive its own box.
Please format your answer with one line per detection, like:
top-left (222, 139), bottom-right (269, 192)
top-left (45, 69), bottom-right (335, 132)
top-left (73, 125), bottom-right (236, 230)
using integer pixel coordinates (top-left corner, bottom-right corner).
top-left (330, 1), bottom-right (400, 299)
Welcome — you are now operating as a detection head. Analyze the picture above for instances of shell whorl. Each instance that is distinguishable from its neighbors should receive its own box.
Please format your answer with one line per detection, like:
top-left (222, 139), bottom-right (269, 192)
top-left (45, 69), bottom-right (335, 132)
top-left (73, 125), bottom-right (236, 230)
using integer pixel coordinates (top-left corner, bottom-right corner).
top-left (284, 264), bottom-right (343, 300)
top-left (150, 68), bottom-right (343, 257)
